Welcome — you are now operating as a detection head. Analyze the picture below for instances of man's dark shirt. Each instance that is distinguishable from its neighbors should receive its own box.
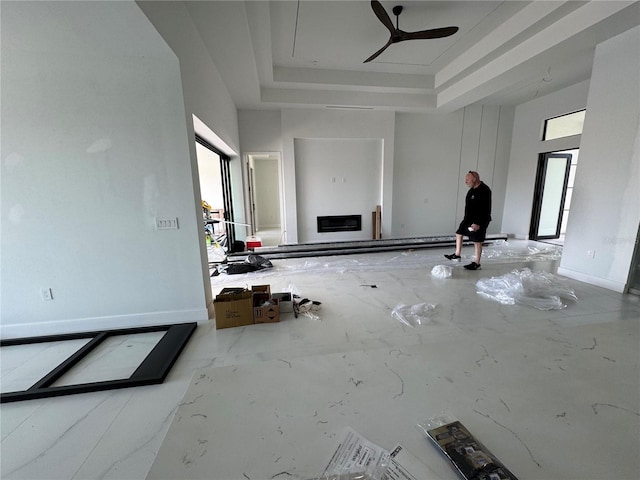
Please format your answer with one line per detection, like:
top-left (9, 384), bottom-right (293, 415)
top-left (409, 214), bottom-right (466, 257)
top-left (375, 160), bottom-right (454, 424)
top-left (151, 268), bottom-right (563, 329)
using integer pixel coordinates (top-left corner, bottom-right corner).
top-left (464, 181), bottom-right (492, 227)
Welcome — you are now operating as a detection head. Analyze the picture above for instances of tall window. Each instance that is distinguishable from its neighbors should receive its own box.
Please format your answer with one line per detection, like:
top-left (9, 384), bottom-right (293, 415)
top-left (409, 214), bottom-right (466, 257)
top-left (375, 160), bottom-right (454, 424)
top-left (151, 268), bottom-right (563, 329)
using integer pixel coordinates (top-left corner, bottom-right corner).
top-left (543, 110), bottom-right (585, 140)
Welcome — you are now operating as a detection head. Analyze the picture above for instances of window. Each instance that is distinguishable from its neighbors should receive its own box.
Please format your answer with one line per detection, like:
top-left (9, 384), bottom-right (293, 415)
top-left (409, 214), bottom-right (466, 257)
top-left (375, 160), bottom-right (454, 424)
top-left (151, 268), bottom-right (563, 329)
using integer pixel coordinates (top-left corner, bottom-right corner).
top-left (543, 110), bottom-right (585, 140)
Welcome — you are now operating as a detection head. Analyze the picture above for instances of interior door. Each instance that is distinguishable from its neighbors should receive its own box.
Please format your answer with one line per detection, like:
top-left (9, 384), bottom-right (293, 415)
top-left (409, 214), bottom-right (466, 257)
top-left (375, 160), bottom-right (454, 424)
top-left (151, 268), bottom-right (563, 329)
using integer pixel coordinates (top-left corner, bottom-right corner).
top-left (530, 152), bottom-right (572, 240)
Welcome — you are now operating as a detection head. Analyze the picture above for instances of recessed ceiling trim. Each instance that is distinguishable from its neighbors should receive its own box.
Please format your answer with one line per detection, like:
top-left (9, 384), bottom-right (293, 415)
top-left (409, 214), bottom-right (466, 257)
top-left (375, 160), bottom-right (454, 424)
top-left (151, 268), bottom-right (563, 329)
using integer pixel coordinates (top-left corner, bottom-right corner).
top-left (438, 0), bottom-right (634, 109)
top-left (326, 106), bottom-right (375, 110)
top-left (274, 66), bottom-right (434, 90)
top-left (436, 1), bottom-right (568, 88)
top-left (261, 87), bottom-right (436, 111)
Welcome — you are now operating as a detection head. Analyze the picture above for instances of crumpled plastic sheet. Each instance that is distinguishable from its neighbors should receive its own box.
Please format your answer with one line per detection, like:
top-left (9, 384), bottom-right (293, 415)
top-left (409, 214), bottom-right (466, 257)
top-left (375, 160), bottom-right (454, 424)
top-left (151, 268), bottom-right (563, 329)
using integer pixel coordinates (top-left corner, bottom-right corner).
top-left (476, 268), bottom-right (577, 310)
top-left (481, 244), bottom-right (562, 261)
top-left (431, 264), bottom-right (452, 278)
top-left (391, 303), bottom-right (438, 327)
top-left (210, 242), bottom-right (562, 283)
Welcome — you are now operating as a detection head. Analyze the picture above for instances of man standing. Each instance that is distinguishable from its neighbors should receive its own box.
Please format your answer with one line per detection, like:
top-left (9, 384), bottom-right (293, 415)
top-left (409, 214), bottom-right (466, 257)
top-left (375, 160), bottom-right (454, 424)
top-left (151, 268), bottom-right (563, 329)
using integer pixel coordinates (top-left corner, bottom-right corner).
top-left (444, 171), bottom-right (492, 270)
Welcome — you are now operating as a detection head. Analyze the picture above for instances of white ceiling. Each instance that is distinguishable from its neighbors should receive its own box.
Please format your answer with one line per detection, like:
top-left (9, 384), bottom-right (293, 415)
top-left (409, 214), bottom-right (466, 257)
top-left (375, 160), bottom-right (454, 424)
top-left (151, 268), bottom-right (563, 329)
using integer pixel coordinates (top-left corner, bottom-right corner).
top-left (180, 1), bottom-right (640, 113)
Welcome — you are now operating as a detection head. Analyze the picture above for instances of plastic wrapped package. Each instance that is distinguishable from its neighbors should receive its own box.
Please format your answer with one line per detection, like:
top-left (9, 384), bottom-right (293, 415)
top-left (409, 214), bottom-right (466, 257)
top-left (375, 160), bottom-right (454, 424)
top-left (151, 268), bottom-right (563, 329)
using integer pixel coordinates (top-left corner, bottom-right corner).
top-left (285, 283), bottom-right (322, 320)
top-left (308, 474), bottom-right (373, 480)
top-left (310, 428), bottom-right (389, 480)
top-left (391, 303), bottom-right (437, 327)
top-left (431, 265), bottom-right (452, 279)
top-left (476, 268), bottom-right (577, 310)
top-left (417, 414), bottom-right (519, 480)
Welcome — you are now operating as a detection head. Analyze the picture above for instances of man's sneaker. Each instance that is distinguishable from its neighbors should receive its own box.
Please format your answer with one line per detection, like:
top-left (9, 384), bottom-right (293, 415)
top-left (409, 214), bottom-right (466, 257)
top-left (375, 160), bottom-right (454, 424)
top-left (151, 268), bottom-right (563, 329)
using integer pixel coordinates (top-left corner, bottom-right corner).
top-left (464, 262), bottom-right (481, 270)
top-left (444, 253), bottom-right (461, 260)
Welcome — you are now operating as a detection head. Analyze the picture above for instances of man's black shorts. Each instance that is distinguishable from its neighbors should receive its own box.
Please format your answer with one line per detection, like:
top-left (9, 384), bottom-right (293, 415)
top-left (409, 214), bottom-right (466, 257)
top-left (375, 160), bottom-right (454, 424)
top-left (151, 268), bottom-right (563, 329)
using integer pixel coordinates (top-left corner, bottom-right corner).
top-left (456, 221), bottom-right (488, 242)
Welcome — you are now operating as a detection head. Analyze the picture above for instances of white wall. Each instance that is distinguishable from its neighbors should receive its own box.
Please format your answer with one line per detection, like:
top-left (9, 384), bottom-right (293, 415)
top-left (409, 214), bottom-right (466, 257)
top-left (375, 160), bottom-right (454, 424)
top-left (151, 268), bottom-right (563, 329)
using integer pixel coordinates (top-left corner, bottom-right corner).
top-left (558, 27), bottom-right (640, 292)
top-left (238, 107), bottom-right (513, 244)
top-left (294, 138), bottom-right (382, 243)
top-left (238, 110), bottom-right (283, 237)
top-left (392, 106), bottom-right (513, 237)
top-left (137, 0), bottom-right (245, 296)
top-left (281, 109), bottom-right (396, 244)
top-left (238, 111), bottom-right (283, 153)
top-left (1, 1), bottom-right (207, 337)
top-left (503, 81), bottom-right (590, 237)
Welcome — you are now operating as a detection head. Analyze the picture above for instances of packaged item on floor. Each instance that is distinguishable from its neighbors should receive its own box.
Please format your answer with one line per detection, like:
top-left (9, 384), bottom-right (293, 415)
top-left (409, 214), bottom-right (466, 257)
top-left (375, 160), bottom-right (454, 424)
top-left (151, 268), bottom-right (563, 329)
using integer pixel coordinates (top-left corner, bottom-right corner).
top-left (253, 284), bottom-right (280, 323)
top-left (271, 292), bottom-right (293, 313)
top-left (213, 288), bottom-right (254, 329)
top-left (318, 428), bottom-right (390, 480)
top-left (382, 444), bottom-right (442, 480)
top-left (417, 415), bottom-right (519, 480)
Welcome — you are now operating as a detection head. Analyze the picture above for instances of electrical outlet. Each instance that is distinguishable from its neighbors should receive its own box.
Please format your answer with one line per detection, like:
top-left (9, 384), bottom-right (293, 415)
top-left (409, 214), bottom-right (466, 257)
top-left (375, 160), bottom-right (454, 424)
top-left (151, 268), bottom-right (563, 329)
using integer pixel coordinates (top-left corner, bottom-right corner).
top-left (41, 288), bottom-right (53, 301)
top-left (156, 218), bottom-right (179, 230)
top-left (587, 250), bottom-right (596, 258)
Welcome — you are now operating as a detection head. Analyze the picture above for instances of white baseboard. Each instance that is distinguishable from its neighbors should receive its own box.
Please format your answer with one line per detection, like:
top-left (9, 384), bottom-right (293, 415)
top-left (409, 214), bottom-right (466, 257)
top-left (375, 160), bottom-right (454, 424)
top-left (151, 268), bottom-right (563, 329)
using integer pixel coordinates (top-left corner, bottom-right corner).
top-left (557, 267), bottom-right (626, 293)
top-left (0, 308), bottom-right (208, 340)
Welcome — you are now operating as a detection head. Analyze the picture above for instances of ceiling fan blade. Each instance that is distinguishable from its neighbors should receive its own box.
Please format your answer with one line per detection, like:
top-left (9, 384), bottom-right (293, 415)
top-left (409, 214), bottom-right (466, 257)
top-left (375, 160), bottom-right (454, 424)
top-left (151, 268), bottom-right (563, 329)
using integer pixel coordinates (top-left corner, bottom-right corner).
top-left (363, 38), bottom-right (393, 63)
top-left (401, 26), bottom-right (459, 41)
top-left (370, 0), bottom-right (395, 34)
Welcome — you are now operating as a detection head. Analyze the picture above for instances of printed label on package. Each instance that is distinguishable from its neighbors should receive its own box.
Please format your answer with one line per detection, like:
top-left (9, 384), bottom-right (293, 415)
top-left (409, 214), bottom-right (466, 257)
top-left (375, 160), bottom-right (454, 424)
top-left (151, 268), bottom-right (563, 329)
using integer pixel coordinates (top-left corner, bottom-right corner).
top-left (382, 444), bottom-right (443, 480)
top-left (323, 428), bottom-right (390, 477)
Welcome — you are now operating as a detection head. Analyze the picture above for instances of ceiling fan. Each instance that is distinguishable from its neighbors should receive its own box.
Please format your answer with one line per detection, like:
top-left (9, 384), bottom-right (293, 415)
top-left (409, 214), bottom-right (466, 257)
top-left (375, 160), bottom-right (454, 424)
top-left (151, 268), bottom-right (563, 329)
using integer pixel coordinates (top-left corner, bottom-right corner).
top-left (364, 0), bottom-right (459, 63)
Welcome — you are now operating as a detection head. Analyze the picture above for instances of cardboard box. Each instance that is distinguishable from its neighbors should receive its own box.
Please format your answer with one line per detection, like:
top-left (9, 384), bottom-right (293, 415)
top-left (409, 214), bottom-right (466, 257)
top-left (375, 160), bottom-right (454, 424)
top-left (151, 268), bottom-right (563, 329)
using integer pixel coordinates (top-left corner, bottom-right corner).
top-left (253, 285), bottom-right (280, 323)
top-left (213, 288), bottom-right (254, 329)
top-left (271, 292), bottom-right (293, 313)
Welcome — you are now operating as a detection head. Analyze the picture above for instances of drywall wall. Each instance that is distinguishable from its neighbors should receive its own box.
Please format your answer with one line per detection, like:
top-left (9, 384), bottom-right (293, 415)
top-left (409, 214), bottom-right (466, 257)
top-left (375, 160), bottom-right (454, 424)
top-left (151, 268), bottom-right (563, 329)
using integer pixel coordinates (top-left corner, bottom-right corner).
top-left (392, 105), bottom-right (513, 237)
top-left (558, 26), bottom-right (640, 292)
top-left (238, 110), bottom-right (283, 154)
top-left (136, 1), bottom-right (239, 156)
top-left (280, 109), bottom-right (396, 244)
top-left (503, 81), bottom-right (590, 237)
top-left (238, 106), bottom-right (513, 243)
top-left (1, 1), bottom-right (207, 337)
top-left (138, 0), bottom-right (247, 295)
top-left (238, 110), bottom-right (284, 238)
top-left (294, 138), bottom-right (382, 243)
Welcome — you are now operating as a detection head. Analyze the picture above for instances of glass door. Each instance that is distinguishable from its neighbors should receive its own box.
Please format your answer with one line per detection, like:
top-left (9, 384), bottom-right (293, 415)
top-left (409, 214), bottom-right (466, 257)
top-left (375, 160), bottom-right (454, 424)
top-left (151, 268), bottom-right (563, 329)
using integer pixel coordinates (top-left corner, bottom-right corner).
top-left (530, 152), bottom-right (573, 241)
top-left (195, 135), bottom-right (239, 253)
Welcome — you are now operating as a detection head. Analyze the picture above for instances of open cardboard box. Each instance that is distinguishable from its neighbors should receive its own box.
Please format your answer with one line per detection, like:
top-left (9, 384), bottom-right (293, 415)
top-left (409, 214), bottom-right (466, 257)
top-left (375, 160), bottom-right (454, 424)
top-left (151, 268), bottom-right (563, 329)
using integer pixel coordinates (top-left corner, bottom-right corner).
top-left (213, 285), bottom-right (281, 329)
top-left (213, 287), bottom-right (254, 329)
top-left (253, 285), bottom-right (280, 323)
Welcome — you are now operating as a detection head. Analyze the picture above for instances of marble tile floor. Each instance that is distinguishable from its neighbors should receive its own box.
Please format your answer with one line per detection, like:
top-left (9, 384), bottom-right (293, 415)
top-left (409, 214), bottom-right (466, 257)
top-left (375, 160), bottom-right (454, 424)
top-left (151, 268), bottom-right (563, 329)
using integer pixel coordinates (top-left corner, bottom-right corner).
top-left (1, 240), bottom-right (638, 480)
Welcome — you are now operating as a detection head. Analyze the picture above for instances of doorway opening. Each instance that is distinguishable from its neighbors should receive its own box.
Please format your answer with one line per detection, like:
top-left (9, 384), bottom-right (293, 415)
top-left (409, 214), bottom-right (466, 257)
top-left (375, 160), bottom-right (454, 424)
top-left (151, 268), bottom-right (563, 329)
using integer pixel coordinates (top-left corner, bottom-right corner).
top-left (246, 153), bottom-right (284, 247)
top-left (529, 149), bottom-right (579, 245)
top-left (195, 135), bottom-right (239, 260)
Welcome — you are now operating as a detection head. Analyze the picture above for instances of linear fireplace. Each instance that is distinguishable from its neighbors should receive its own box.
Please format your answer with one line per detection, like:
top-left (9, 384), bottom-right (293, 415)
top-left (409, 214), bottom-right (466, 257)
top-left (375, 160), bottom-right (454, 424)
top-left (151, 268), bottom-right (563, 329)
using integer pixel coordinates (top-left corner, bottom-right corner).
top-left (317, 215), bottom-right (362, 233)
